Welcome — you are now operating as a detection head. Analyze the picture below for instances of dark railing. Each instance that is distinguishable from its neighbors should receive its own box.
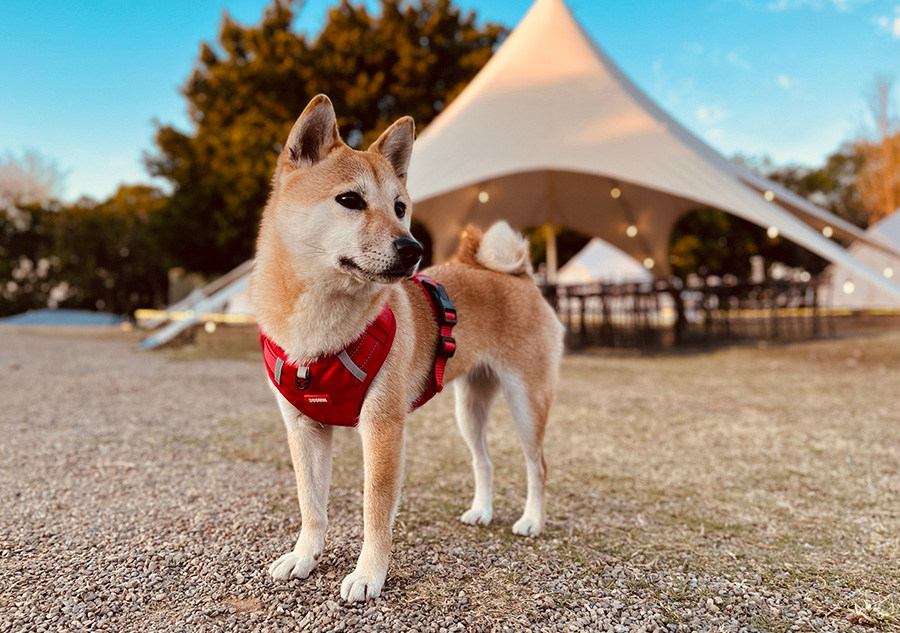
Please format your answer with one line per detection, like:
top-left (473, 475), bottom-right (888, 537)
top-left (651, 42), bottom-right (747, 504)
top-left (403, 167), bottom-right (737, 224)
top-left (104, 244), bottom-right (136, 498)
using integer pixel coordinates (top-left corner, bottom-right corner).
top-left (543, 277), bottom-right (832, 349)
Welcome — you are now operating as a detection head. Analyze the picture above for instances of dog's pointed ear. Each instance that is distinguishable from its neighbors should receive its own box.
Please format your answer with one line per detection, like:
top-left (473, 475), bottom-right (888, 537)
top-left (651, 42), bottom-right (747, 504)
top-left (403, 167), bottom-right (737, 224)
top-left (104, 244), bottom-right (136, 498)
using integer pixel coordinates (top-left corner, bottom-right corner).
top-left (283, 95), bottom-right (341, 168)
top-left (369, 116), bottom-right (415, 182)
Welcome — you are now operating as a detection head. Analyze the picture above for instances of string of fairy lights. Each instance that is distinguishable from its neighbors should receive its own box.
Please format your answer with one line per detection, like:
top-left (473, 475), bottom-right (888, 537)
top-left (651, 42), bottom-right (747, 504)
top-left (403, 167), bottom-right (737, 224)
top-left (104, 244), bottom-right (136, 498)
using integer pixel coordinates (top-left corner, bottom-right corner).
top-left (471, 183), bottom-right (896, 293)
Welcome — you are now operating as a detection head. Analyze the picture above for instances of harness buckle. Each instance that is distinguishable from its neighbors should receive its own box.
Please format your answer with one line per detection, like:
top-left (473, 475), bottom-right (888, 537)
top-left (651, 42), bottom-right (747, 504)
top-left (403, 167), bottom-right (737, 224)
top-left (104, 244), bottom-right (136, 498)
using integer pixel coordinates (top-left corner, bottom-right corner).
top-left (440, 307), bottom-right (457, 327)
top-left (416, 276), bottom-right (457, 326)
top-left (438, 335), bottom-right (456, 359)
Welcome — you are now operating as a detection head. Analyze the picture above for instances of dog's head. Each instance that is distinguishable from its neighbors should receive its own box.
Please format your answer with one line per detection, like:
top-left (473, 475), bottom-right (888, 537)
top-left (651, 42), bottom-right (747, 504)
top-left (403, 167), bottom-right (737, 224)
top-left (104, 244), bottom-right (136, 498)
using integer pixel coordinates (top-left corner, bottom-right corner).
top-left (264, 94), bottom-right (421, 287)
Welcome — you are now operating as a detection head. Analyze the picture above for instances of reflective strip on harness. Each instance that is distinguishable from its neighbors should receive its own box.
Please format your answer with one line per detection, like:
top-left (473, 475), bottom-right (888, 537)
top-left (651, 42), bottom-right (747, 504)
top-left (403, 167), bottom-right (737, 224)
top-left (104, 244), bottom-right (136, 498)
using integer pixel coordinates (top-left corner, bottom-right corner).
top-left (338, 350), bottom-right (367, 381)
top-left (273, 357), bottom-right (284, 386)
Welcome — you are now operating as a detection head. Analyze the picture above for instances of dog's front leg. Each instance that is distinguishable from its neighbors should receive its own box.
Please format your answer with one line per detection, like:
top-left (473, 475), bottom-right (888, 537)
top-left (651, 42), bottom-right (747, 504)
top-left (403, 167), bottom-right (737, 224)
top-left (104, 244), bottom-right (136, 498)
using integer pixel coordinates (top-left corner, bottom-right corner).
top-left (340, 408), bottom-right (405, 602)
top-left (269, 394), bottom-right (334, 582)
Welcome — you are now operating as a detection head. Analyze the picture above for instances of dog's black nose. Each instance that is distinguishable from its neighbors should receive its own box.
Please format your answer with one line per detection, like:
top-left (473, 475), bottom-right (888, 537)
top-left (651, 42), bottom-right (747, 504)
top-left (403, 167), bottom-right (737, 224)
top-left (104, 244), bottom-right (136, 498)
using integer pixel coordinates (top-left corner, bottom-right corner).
top-left (394, 236), bottom-right (423, 269)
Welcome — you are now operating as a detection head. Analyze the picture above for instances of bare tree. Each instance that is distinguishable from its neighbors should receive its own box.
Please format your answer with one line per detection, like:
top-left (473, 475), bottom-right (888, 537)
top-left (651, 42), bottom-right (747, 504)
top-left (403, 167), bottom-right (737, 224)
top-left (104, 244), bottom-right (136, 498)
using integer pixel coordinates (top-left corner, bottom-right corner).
top-left (855, 76), bottom-right (900, 224)
top-left (0, 150), bottom-right (65, 217)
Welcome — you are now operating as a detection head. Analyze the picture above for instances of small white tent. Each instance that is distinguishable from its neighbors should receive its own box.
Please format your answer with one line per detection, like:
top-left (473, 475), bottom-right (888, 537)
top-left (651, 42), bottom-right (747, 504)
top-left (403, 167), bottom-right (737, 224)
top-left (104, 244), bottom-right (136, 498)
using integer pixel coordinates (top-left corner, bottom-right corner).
top-left (827, 212), bottom-right (900, 311)
top-left (406, 0), bottom-right (900, 300)
top-left (556, 238), bottom-right (653, 285)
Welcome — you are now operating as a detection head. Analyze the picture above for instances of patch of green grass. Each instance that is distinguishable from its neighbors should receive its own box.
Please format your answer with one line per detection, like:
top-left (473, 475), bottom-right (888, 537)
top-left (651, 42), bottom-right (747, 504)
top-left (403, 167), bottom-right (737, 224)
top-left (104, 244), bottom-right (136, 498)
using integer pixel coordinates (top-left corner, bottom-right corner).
top-left (748, 614), bottom-right (795, 633)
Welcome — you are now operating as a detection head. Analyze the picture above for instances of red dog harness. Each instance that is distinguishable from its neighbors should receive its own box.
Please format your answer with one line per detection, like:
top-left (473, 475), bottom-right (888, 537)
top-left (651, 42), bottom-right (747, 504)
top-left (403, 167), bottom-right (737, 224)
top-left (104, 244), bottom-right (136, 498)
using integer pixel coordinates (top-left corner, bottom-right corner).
top-left (259, 275), bottom-right (457, 427)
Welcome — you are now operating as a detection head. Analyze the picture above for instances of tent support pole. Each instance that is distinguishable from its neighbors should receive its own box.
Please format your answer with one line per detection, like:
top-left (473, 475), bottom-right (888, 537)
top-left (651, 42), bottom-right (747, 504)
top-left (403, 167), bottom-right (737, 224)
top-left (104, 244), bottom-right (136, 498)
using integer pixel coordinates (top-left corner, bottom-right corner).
top-left (545, 223), bottom-right (558, 283)
top-left (545, 171), bottom-right (558, 283)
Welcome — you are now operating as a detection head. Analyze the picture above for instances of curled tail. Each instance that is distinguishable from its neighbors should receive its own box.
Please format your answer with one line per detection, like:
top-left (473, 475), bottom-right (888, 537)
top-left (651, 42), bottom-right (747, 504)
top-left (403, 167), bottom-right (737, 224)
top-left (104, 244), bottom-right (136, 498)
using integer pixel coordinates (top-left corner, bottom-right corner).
top-left (457, 221), bottom-right (533, 276)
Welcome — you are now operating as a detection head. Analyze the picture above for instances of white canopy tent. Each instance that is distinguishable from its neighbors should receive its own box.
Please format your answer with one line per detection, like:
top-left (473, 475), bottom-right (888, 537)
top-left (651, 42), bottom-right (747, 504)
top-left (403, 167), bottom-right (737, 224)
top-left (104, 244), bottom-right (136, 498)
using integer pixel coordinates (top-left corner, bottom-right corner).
top-left (556, 237), bottom-right (653, 286)
top-left (827, 211), bottom-right (900, 311)
top-left (406, 0), bottom-right (900, 300)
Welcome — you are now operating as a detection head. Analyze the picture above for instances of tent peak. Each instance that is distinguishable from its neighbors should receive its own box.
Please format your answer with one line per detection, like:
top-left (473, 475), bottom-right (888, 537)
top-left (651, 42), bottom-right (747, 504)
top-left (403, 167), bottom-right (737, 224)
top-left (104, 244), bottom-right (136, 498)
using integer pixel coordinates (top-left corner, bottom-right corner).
top-left (406, 0), bottom-right (900, 302)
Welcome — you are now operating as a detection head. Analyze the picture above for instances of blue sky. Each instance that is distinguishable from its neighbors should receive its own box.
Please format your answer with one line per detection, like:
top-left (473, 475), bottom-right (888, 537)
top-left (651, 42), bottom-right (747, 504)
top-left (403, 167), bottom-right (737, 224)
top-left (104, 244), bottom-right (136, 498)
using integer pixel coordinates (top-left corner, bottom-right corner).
top-left (1, 0), bottom-right (898, 202)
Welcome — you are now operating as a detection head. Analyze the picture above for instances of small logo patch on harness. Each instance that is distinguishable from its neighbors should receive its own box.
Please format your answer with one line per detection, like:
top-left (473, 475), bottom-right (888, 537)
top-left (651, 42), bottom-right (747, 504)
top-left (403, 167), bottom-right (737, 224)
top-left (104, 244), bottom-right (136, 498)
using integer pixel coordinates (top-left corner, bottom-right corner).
top-left (304, 395), bottom-right (332, 405)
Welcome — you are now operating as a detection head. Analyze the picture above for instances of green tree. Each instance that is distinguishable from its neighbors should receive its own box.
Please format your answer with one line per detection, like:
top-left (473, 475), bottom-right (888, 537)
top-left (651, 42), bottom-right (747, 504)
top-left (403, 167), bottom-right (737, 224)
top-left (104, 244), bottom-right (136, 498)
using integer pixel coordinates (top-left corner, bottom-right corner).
top-left (745, 149), bottom-right (868, 230)
top-left (1, 185), bottom-right (169, 317)
top-left (53, 185), bottom-right (169, 314)
top-left (666, 147), bottom-right (875, 283)
top-left (669, 208), bottom-right (751, 279)
top-left (147, 0), bottom-right (506, 275)
top-left (669, 207), bottom-right (830, 281)
top-left (0, 151), bottom-right (66, 316)
top-left (0, 205), bottom-right (58, 316)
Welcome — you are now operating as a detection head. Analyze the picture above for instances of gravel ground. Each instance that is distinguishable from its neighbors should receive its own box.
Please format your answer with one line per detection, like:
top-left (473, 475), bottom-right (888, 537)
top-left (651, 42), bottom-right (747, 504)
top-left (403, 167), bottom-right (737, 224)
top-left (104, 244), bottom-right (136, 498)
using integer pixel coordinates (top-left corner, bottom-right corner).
top-left (1, 327), bottom-right (899, 632)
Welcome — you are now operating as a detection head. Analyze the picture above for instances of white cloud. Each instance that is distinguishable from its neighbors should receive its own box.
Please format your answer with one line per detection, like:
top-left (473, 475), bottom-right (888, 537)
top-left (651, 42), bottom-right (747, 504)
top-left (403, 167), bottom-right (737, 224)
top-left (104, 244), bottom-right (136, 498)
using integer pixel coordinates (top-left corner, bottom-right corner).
top-left (766, 0), bottom-right (799, 10)
top-left (873, 6), bottom-right (900, 38)
top-left (706, 128), bottom-right (726, 142)
top-left (658, 77), bottom-right (697, 111)
top-left (681, 41), bottom-right (705, 56)
top-left (725, 50), bottom-right (752, 71)
top-left (765, 0), bottom-right (868, 10)
top-left (695, 104), bottom-right (728, 125)
top-left (831, 0), bottom-right (866, 10)
top-left (663, 89), bottom-right (683, 108)
top-left (678, 41), bottom-right (751, 71)
top-left (777, 74), bottom-right (793, 89)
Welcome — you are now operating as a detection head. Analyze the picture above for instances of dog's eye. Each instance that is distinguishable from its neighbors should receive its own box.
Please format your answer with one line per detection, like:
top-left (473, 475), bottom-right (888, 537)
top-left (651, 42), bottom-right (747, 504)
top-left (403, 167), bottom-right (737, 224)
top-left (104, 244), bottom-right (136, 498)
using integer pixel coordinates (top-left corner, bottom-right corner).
top-left (394, 200), bottom-right (406, 219)
top-left (335, 191), bottom-right (366, 210)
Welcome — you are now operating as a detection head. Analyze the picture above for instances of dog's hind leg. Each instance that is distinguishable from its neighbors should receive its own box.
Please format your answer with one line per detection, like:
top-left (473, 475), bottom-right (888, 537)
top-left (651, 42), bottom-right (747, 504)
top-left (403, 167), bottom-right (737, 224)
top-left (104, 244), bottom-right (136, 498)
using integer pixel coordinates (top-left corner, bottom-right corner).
top-left (499, 370), bottom-right (551, 537)
top-left (269, 392), bottom-right (334, 581)
top-left (455, 366), bottom-right (500, 527)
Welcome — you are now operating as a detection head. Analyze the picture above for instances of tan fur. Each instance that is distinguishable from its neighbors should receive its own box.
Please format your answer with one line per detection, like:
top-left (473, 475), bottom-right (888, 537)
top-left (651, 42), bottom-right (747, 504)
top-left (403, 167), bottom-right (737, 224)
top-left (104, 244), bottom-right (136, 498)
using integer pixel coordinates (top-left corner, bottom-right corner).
top-left (456, 225), bottom-right (483, 267)
top-left (251, 95), bottom-right (563, 603)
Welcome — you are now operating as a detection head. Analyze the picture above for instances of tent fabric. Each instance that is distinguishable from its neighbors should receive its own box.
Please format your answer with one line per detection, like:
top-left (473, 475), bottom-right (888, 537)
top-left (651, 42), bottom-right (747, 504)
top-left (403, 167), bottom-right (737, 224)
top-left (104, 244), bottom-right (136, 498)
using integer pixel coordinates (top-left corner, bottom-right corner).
top-left (406, 0), bottom-right (900, 300)
top-left (730, 164), bottom-right (887, 252)
top-left (826, 211), bottom-right (900, 310)
top-left (556, 238), bottom-right (653, 285)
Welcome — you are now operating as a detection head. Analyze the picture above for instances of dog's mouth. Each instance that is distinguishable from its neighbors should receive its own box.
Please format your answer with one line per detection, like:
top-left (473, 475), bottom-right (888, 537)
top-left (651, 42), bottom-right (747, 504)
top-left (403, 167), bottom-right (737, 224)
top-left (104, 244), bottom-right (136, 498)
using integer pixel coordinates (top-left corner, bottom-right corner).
top-left (339, 257), bottom-right (411, 283)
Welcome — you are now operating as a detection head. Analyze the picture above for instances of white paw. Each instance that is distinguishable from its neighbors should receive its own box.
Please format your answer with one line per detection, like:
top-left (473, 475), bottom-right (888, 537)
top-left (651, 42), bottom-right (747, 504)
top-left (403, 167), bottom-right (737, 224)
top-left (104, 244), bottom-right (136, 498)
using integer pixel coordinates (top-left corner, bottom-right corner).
top-left (460, 506), bottom-right (493, 526)
top-left (512, 514), bottom-right (543, 537)
top-left (268, 551), bottom-right (320, 581)
top-left (340, 570), bottom-right (385, 602)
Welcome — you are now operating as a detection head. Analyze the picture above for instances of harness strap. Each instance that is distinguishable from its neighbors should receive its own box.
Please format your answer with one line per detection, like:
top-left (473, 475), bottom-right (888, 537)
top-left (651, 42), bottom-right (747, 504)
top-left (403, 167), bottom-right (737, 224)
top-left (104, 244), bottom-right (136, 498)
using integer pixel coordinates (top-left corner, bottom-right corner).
top-left (259, 277), bottom-right (456, 424)
top-left (259, 304), bottom-right (396, 427)
top-left (408, 275), bottom-right (457, 411)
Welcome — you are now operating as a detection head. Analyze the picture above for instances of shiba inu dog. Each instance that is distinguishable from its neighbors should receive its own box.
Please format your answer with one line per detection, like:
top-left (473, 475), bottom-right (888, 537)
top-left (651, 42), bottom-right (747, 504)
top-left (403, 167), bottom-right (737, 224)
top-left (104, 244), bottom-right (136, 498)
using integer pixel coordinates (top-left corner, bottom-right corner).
top-left (249, 95), bottom-right (563, 602)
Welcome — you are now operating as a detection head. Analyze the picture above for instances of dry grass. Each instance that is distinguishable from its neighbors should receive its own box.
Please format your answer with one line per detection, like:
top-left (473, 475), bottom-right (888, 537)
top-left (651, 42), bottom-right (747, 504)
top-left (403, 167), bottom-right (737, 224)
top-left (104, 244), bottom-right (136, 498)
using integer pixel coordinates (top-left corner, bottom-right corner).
top-left (204, 327), bottom-right (900, 629)
top-left (158, 324), bottom-right (262, 361)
